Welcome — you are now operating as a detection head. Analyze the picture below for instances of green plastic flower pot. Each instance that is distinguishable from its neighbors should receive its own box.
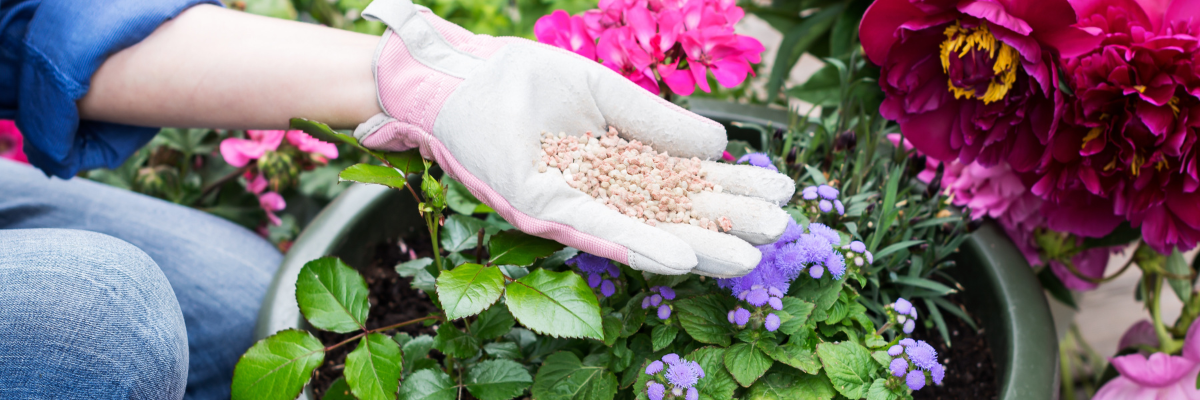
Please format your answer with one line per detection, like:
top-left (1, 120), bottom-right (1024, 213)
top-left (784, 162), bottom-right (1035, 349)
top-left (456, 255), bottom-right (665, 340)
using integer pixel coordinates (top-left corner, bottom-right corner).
top-left (253, 103), bottom-right (1058, 399)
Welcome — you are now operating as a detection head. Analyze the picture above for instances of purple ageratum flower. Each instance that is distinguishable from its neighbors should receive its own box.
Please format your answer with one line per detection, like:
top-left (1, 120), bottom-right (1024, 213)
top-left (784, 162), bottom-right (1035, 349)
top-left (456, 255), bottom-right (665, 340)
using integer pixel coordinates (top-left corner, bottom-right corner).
top-left (893, 298), bottom-right (913, 315)
top-left (647, 382), bottom-right (665, 400)
top-left (658, 305), bottom-right (672, 320)
top-left (642, 296), bottom-right (652, 309)
top-left (736, 153), bottom-right (778, 172)
top-left (890, 357), bottom-right (909, 377)
top-left (906, 369), bottom-right (926, 391)
top-left (651, 294), bottom-right (663, 307)
top-left (765, 313), bottom-right (781, 331)
top-left (646, 360), bottom-right (664, 375)
top-left (899, 338), bottom-right (916, 347)
top-left (768, 297), bottom-right (783, 311)
top-left (777, 218), bottom-right (804, 244)
top-left (802, 186), bottom-right (819, 200)
top-left (865, 250), bottom-right (874, 264)
top-left (909, 307), bottom-right (918, 319)
top-left (745, 289), bottom-right (769, 307)
top-left (767, 287), bottom-right (784, 298)
top-left (906, 341), bottom-right (939, 370)
top-left (686, 387), bottom-right (699, 400)
top-left (931, 364), bottom-right (945, 385)
top-left (817, 185), bottom-right (839, 200)
top-left (807, 223), bottom-right (841, 246)
top-left (664, 359), bottom-right (704, 388)
top-left (660, 286), bottom-right (676, 300)
top-left (587, 273), bottom-right (602, 288)
top-left (600, 280), bottom-right (615, 297)
top-left (818, 200), bottom-right (833, 213)
top-left (809, 265), bottom-right (825, 279)
top-left (734, 308), bottom-right (751, 325)
top-left (567, 252), bottom-right (611, 275)
top-left (903, 319), bottom-right (916, 334)
top-left (798, 234), bottom-right (833, 264)
top-left (834, 200), bottom-right (844, 215)
top-left (774, 243), bottom-right (807, 276)
top-left (727, 310), bottom-right (736, 323)
top-left (606, 264), bottom-right (621, 278)
top-left (849, 241), bottom-right (866, 253)
top-left (662, 354), bottom-right (680, 365)
top-left (888, 345), bottom-right (903, 356)
top-left (825, 253), bottom-right (846, 279)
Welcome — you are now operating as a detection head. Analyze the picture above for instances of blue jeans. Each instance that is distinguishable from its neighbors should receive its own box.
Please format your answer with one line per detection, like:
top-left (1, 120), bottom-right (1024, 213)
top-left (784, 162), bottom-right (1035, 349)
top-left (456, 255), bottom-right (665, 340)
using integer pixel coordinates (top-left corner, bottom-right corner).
top-left (0, 159), bottom-right (281, 399)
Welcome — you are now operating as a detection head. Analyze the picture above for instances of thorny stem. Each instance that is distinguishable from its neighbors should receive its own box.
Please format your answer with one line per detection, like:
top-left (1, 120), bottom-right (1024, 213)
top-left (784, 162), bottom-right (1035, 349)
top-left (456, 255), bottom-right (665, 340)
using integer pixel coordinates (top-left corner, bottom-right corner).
top-left (322, 315), bottom-right (441, 352)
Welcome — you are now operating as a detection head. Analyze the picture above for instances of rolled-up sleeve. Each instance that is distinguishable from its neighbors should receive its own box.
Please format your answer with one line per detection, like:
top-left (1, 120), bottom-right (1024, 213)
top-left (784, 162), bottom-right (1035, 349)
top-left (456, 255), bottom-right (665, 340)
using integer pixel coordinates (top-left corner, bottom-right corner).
top-left (0, 0), bottom-right (220, 178)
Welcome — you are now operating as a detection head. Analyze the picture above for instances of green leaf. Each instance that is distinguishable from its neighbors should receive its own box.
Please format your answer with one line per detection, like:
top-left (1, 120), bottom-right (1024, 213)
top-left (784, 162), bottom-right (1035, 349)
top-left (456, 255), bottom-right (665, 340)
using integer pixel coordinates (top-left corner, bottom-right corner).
top-left (383, 150), bottom-right (425, 176)
top-left (619, 294), bottom-right (648, 338)
top-left (323, 377), bottom-right (356, 400)
top-left (603, 315), bottom-right (623, 346)
top-left (1082, 222), bottom-right (1141, 249)
top-left (724, 342), bottom-right (774, 387)
top-left (345, 333), bottom-right (403, 400)
top-left (340, 163), bottom-right (409, 190)
top-left (436, 263), bottom-right (506, 320)
top-left (471, 303), bottom-right (516, 341)
top-left (766, 5), bottom-right (843, 101)
top-left (688, 347), bottom-right (738, 400)
top-left (445, 176), bottom-right (492, 215)
top-left (505, 269), bottom-right (604, 339)
top-left (789, 275), bottom-right (844, 321)
top-left (395, 258), bottom-right (433, 278)
top-left (442, 214), bottom-right (500, 253)
top-left (433, 323), bottom-right (480, 358)
top-left (873, 240), bottom-right (924, 261)
top-left (401, 335), bottom-right (434, 374)
top-left (866, 378), bottom-right (900, 400)
top-left (489, 231), bottom-right (565, 266)
top-left (1167, 248), bottom-right (1193, 304)
top-left (757, 341), bottom-right (821, 375)
top-left (804, 164), bottom-right (828, 185)
top-left (871, 351), bottom-right (891, 369)
top-left (778, 297), bottom-right (815, 335)
top-left (890, 276), bottom-right (956, 295)
top-left (651, 324), bottom-right (679, 351)
top-left (869, 161), bottom-right (905, 252)
top-left (816, 341), bottom-right (875, 398)
top-left (786, 64), bottom-right (841, 107)
top-left (231, 329), bottom-right (325, 400)
top-left (676, 295), bottom-right (737, 346)
top-left (744, 369), bottom-right (836, 400)
top-left (295, 257), bottom-right (369, 333)
top-left (398, 369), bottom-right (456, 400)
top-left (1037, 267), bottom-right (1078, 309)
top-left (484, 342), bottom-right (523, 360)
top-left (532, 352), bottom-right (618, 400)
top-left (466, 359), bottom-right (534, 400)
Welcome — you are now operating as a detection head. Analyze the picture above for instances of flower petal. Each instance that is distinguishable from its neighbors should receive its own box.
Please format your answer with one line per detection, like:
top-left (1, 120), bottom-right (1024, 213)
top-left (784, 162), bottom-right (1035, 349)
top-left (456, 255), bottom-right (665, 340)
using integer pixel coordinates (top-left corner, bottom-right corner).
top-left (1111, 352), bottom-right (1197, 388)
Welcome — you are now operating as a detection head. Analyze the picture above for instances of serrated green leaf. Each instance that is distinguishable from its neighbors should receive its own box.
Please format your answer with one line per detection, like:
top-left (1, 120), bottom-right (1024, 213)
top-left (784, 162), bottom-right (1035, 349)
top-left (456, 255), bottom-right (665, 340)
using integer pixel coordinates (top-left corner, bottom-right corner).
top-left (778, 297), bottom-right (815, 335)
top-left (295, 257), bottom-right (369, 333)
top-left (532, 352), bottom-right (618, 400)
top-left (231, 329), bottom-right (325, 400)
top-left (401, 335), bottom-right (434, 374)
top-left (290, 118), bottom-right (368, 153)
top-left (789, 274), bottom-right (844, 321)
top-left (444, 176), bottom-right (488, 216)
top-left (345, 333), bottom-right (402, 400)
top-left (433, 323), bottom-right (479, 358)
top-left (398, 369), bottom-right (456, 400)
top-left (676, 295), bottom-right (737, 346)
top-left (505, 269), bottom-right (604, 339)
top-left (436, 263), bottom-right (505, 320)
top-left (395, 258), bottom-right (433, 278)
top-left (466, 359), bottom-right (533, 400)
top-left (816, 341), bottom-right (875, 398)
top-left (340, 163), bottom-right (409, 190)
top-left (866, 378), bottom-right (897, 400)
top-left (488, 231), bottom-right (565, 266)
top-left (442, 214), bottom-right (501, 253)
top-left (725, 342), bottom-right (774, 387)
top-left (744, 368), bottom-right (836, 400)
top-left (323, 376), bottom-right (356, 400)
top-left (603, 315), bottom-right (623, 346)
top-left (871, 350), bottom-right (891, 369)
top-left (758, 341), bottom-right (821, 375)
top-left (651, 324), bottom-right (679, 351)
top-left (684, 347), bottom-right (738, 400)
top-left (471, 303), bottom-right (516, 340)
top-left (383, 150), bottom-right (424, 175)
top-left (484, 342), bottom-right (523, 359)
top-left (619, 293), bottom-right (648, 338)
top-left (1167, 248), bottom-right (1193, 304)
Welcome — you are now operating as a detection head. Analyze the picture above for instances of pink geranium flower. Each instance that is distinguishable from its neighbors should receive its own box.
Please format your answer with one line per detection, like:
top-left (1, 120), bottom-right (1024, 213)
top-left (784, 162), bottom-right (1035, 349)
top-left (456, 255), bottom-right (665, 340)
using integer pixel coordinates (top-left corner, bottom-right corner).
top-left (220, 130), bottom-right (285, 168)
top-left (285, 131), bottom-right (338, 162)
top-left (244, 171), bottom-right (287, 226)
top-left (0, 120), bottom-right (28, 164)
top-left (535, 10), bottom-right (597, 61)
top-left (1094, 320), bottom-right (1200, 399)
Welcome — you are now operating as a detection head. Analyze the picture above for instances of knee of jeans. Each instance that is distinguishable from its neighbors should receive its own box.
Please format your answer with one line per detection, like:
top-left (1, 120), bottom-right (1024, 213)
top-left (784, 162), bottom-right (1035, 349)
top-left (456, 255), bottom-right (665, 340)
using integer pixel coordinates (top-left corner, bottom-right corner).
top-left (0, 229), bottom-right (189, 399)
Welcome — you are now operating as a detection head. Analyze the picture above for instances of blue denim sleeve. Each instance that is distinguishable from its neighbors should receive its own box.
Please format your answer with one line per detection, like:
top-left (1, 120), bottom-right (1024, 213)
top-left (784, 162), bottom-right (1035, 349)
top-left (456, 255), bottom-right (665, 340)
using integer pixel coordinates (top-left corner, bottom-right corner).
top-left (0, 0), bottom-right (221, 178)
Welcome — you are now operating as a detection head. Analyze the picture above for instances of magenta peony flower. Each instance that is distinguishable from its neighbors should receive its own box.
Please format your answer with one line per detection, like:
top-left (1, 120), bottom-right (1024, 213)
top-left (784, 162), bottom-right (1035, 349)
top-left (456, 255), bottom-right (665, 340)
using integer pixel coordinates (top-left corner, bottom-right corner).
top-left (220, 130), bottom-right (285, 168)
top-left (0, 120), bottom-right (28, 164)
top-left (1094, 319), bottom-right (1200, 399)
top-left (861, 0), bottom-right (1100, 168)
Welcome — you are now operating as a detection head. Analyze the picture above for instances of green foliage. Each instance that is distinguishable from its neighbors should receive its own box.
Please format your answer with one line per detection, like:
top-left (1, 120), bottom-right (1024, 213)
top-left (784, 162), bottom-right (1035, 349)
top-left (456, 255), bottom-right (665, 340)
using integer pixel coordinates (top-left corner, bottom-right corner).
top-left (296, 257), bottom-right (370, 333)
top-left (505, 269), bottom-right (604, 339)
top-left (724, 342), bottom-right (774, 387)
top-left (488, 231), bottom-right (565, 265)
top-left (743, 368), bottom-right (836, 400)
top-left (231, 329), bottom-right (325, 400)
top-left (532, 352), bottom-right (619, 400)
top-left (436, 263), bottom-right (505, 319)
top-left (433, 322), bottom-right (480, 359)
top-left (398, 369), bottom-right (456, 400)
top-left (465, 359), bottom-right (534, 400)
top-left (345, 333), bottom-right (403, 400)
top-left (676, 295), bottom-right (737, 346)
top-left (817, 341), bottom-right (876, 398)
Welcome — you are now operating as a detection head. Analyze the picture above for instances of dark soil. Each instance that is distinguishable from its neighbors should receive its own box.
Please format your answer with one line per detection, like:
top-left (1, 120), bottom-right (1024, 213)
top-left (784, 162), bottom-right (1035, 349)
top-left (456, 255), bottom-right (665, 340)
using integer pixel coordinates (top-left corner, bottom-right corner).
top-left (310, 238), bottom-right (440, 398)
top-left (911, 295), bottom-right (998, 400)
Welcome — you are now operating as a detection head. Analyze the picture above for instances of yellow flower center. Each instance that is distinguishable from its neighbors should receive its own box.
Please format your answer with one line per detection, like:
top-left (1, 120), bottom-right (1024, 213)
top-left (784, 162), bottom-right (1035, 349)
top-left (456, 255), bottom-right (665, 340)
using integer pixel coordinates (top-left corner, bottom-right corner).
top-left (940, 22), bottom-right (1019, 104)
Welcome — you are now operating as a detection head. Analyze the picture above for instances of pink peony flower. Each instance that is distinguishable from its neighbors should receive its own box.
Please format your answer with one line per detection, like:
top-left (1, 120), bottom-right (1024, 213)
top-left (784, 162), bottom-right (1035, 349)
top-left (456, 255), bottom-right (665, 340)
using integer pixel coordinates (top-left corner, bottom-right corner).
top-left (535, 10), bottom-right (597, 61)
top-left (0, 120), bottom-right (28, 164)
top-left (285, 131), bottom-right (338, 162)
top-left (1094, 319), bottom-right (1200, 399)
top-left (861, 0), bottom-right (1101, 168)
top-left (219, 130), bottom-right (285, 168)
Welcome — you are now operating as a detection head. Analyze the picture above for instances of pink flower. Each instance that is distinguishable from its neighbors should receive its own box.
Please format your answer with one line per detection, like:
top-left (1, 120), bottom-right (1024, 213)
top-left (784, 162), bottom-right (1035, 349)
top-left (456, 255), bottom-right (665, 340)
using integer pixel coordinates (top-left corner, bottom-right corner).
top-left (535, 10), bottom-right (597, 60)
top-left (598, 27), bottom-right (660, 94)
top-left (285, 131), bottom-right (338, 162)
top-left (245, 171), bottom-right (269, 195)
top-left (1050, 246), bottom-right (1111, 291)
top-left (258, 191), bottom-right (286, 226)
top-left (0, 120), bottom-right (28, 164)
top-left (679, 26), bottom-right (762, 94)
top-left (219, 130), bottom-right (285, 168)
top-left (1094, 320), bottom-right (1200, 399)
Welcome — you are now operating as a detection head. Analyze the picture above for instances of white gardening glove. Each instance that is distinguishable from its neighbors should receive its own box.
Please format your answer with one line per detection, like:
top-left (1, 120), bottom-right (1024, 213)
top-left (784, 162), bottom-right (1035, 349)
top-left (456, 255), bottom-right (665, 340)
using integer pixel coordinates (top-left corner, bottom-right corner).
top-left (354, 0), bottom-right (795, 277)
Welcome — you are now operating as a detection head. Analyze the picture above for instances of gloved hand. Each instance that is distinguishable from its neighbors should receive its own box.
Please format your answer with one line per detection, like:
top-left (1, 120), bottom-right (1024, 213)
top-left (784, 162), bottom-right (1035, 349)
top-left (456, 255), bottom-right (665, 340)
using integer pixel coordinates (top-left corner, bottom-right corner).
top-left (354, 0), bottom-right (796, 277)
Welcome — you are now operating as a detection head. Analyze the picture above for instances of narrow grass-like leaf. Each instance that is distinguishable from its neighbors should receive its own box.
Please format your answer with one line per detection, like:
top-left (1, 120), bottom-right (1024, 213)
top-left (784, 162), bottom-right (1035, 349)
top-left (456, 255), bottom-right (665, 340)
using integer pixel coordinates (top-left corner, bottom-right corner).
top-left (890, 276), bottom-right (956, 295)
top-left (873, 240), bottom-right (924, 260)
top-left (923, 298), bottom-right (951, 347)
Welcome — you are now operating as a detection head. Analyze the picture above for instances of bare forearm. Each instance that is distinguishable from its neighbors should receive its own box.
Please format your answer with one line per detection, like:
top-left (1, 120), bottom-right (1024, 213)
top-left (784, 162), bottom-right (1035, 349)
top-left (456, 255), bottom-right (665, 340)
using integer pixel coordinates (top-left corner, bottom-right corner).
top-left (79, 4), bottom-right (381, 130)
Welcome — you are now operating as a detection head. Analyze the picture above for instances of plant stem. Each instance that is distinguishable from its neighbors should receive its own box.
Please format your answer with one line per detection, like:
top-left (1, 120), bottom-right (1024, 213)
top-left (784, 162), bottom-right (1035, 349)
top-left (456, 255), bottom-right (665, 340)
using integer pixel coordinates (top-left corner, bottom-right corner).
top-left (1061, 242), bottom-right (1141, 284)
top-left (321, 315), bottom-right (440, 352)
top-left (427, 212), bottom-right (444, 271)
top-left (1060, 335), bottom-right (1076, 400)
top-left (195, 164), bottom-right (252, 204)
top-left (1149, 275), bottom-right (1184, 354)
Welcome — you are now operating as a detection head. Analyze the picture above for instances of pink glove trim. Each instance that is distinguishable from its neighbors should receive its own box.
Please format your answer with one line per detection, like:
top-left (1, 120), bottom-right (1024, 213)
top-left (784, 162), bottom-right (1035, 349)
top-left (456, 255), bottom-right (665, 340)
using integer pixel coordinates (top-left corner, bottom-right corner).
top-left (375, 31), bottom-right (463, 134)
top-left (366, 120), bottom-right (631, 264)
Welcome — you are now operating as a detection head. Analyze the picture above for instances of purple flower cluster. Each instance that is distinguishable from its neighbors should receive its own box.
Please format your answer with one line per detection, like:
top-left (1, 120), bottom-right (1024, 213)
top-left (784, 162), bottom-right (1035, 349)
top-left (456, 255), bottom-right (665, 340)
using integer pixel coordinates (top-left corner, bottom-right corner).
top-left (567, 252), bottom-right (621, 297)
top-left (801, 185), bottom-right (845, 215)
top-left (892, 298), bottom-right (920, 334)
top-left (641, 286), bottom-right (676, 320)
top-left (840, 240), bottom-right (874, 268)
top-left (727, 285), bottom-right (785, 331)
top-left (886, 298), bottom-right (945, 391)
top-left (736, 153), bottom-right (778, 172)
top-left (645, 353), bottom-right (705, 400)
